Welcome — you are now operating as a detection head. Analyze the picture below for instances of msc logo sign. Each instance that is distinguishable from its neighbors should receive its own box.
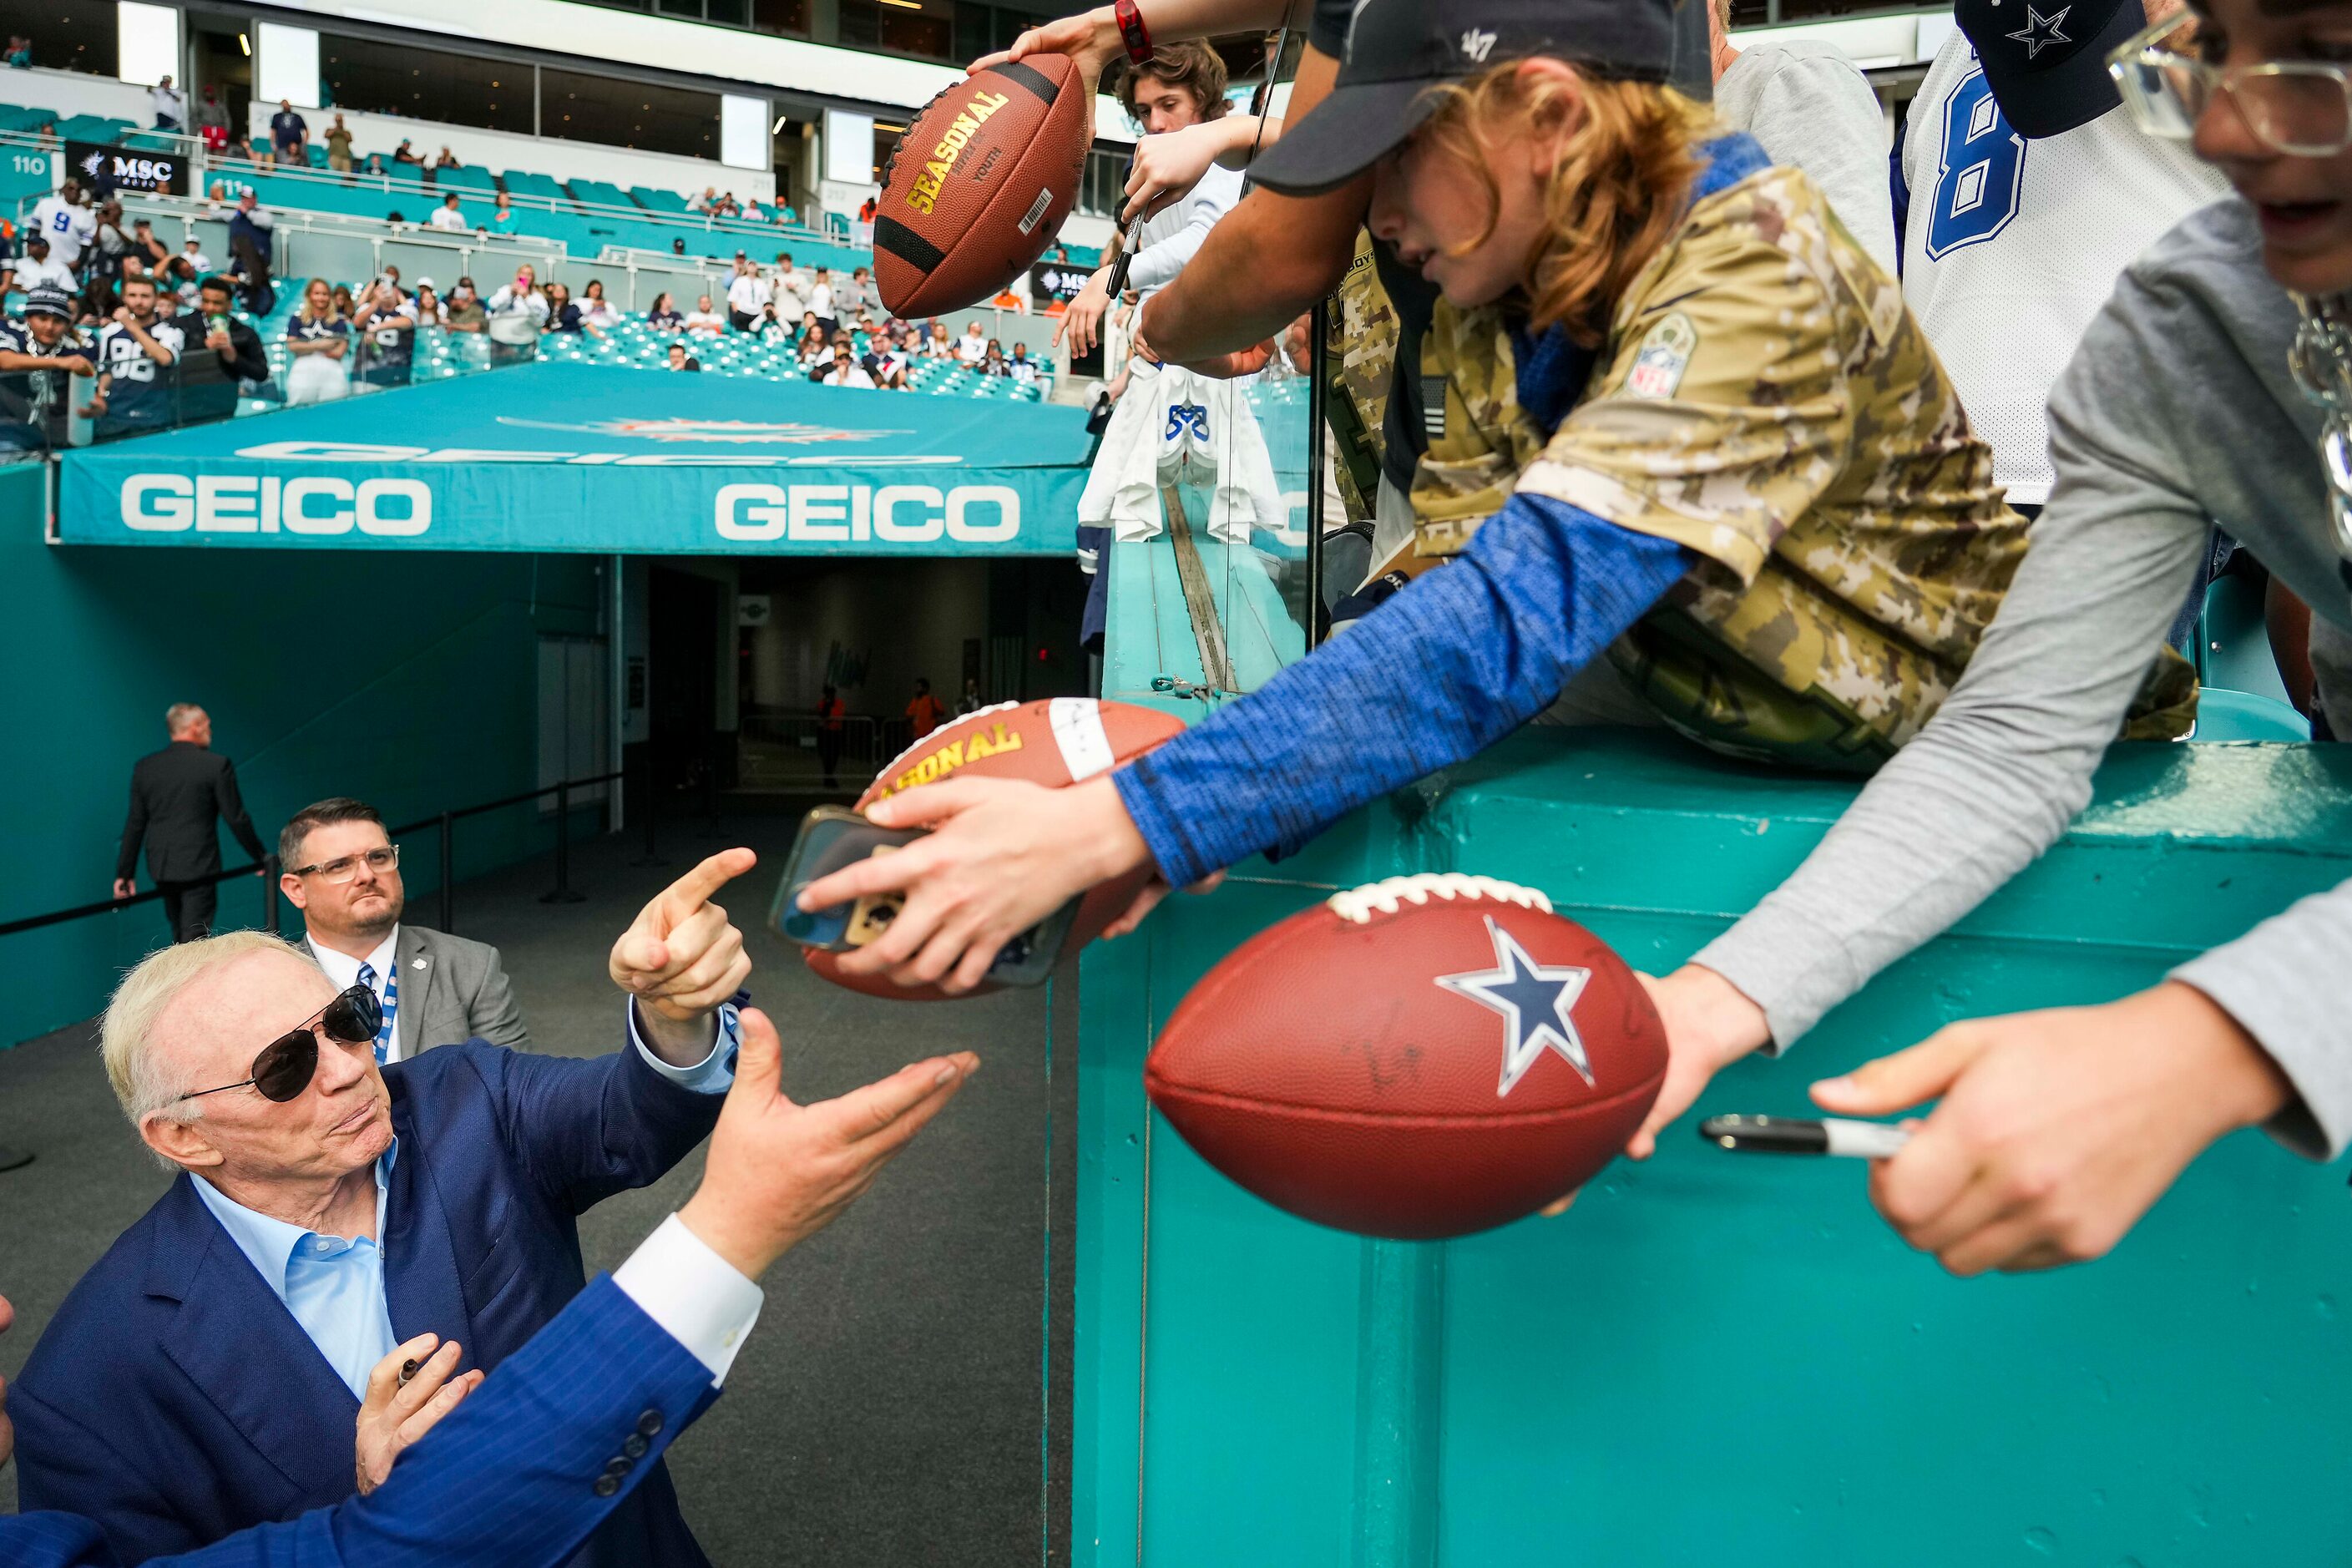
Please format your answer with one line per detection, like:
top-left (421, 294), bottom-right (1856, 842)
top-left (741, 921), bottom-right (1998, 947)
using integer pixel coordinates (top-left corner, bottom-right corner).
top-left (120, 474), bottom-right (432, 535)
top-left (716, 483), bottom-right (1019, 544)
top-left (67, 139), bottom-right (187, 196)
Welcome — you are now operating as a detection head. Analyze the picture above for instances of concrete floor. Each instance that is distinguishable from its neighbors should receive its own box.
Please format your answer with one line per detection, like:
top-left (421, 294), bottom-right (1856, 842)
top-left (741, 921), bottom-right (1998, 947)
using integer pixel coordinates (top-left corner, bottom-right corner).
top-left (0, 797), bottom-right (1077, 1565)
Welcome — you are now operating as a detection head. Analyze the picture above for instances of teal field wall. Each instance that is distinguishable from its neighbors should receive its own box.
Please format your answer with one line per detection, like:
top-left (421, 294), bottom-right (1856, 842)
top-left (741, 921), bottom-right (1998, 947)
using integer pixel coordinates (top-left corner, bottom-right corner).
top-left (0, 464), bottom-right (604, 1047)
top-left (1079, 520), bottom-right (2352, 1564)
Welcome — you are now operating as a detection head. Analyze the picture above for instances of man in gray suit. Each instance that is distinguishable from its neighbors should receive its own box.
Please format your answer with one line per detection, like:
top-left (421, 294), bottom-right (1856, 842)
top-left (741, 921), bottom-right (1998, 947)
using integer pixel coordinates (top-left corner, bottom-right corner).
top-left (278, 797), bottom-right (528, 1061)
top-left (114, 704), bottom-right (269, 943)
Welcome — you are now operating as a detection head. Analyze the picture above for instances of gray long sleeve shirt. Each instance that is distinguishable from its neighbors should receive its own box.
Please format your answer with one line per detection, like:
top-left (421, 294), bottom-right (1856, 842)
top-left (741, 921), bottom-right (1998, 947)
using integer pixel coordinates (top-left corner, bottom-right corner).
top-left (1715, 41), bottom-right (1899, 276)
top-left (1694, 199), bottom-right (2352, 1159)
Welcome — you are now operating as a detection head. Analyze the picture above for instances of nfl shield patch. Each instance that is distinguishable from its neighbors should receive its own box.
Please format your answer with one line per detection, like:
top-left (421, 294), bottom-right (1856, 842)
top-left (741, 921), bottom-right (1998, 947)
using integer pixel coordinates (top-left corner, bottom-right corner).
top-left (1625, 312), bottom-right (1697, 401)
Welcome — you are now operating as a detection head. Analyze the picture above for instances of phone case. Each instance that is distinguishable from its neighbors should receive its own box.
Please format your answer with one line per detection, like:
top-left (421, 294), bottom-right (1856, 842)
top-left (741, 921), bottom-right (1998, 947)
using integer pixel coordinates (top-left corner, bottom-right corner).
top-left (768, 806), bottom-right (925, 952)
top-left (767, 805), bottom-right (1084, 984)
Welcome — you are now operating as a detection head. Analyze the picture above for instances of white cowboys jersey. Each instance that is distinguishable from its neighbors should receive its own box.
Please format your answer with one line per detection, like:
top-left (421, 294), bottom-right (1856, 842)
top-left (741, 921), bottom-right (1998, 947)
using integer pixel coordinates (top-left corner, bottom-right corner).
top-left (30, 195), bottom-right (95, 270)
top-left (1899, 28), bottom-right (2228, 504)
top-left (1076, 359), bottom-right (1282, 547)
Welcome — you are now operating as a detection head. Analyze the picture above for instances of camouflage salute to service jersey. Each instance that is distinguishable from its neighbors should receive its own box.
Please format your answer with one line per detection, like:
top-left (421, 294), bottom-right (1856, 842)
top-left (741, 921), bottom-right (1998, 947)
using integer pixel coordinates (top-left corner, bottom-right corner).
top-left (1323, 231), bottom-right (1399, 524)
top-left (1410, 141), bottom-right (2195, 771)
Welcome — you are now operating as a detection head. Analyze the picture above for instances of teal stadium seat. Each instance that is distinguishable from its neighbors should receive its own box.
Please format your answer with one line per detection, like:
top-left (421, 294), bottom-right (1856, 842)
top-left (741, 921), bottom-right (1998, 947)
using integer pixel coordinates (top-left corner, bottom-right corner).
top-left (54, 114), bottom-right (130, 143)
top-left (630, 185), bottom-right (690, 214)
top-left (432, 164), bottom-right (498, 194)
top-left (501, 169), bottom-right (566, 203)
top-left (566, 178), bottom-right (633, 211)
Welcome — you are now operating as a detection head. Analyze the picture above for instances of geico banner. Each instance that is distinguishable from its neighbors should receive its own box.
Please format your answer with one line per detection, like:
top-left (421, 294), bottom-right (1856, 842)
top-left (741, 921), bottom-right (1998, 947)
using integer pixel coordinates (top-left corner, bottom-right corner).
top-left (62, 458), bottom-right (1084, 555)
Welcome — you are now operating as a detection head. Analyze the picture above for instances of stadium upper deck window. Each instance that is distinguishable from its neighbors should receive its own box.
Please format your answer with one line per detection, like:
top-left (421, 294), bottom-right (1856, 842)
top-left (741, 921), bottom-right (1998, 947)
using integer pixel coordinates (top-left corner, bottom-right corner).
top-left (321, 35), bottom-right (533, 136)
top-left (1076, 148), bottom-right (1125, 220)
top-left (837, 0), bottom-right (953, 61)
top-left (0, 0), bottom-right (116, 77)
top-left (539, 68), bottom-right (720, 160)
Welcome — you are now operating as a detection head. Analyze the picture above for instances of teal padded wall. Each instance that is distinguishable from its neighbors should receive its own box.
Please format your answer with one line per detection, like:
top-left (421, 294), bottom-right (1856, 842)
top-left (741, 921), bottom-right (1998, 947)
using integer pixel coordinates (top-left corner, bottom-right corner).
top-left (0, 463), bottom-right (604, 1047)
top-left (1075, 720), bottom-right (2352, 1560)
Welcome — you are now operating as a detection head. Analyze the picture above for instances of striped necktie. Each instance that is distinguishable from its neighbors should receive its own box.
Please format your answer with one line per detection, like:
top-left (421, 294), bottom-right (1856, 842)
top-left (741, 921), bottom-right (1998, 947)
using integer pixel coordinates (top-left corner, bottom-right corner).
top-left (355, 961), bottom-right (398, 1065)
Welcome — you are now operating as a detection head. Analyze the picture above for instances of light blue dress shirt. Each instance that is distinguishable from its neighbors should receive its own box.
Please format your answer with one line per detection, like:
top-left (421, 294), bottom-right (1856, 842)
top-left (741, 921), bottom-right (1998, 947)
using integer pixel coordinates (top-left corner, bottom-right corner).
top-left (189, 1001), bottom-right (741, 1399)
top-left (190, 1141), bottom-right (399, 1399)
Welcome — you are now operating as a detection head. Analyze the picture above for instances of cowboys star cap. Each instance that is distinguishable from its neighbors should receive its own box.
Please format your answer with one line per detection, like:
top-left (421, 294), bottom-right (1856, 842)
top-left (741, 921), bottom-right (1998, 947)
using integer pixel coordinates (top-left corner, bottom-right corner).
top-left (1248, 0), bottom-right (1681, 196)
top-left (22, 285), bottom-right (73, 319)
top-left (1956, 0), bottom-right (2147, 138)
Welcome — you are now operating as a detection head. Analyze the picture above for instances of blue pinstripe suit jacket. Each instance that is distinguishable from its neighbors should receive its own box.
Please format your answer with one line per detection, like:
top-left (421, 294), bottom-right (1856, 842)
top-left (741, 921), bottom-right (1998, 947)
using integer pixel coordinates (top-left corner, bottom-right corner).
top-left (3, 1273), bottom-right (721, 1566)
top-left (10, 1039), bottom-right (724, 1567)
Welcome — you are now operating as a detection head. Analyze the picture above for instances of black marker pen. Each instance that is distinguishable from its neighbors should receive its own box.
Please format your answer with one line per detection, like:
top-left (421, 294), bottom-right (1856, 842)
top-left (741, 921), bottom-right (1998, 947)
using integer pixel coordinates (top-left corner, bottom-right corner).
top-left (1698, 1115), bottom-right (1912, 1159)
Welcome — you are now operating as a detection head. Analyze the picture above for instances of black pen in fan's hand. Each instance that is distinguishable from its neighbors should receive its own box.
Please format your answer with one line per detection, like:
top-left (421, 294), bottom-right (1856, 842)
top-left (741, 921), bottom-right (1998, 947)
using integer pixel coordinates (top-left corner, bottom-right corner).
top-left (1698, 1115), bottom-right (1914, 1158)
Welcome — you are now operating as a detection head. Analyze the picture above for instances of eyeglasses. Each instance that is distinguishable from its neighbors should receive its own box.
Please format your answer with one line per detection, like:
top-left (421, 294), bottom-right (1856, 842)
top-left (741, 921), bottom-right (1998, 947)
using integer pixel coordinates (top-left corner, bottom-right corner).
top-left (288, 844), bottom-right (400, 883)
top-left (2110, 11), bottom-right (2352, 156)
top-left (177, 984), bottom-right (382, 1104)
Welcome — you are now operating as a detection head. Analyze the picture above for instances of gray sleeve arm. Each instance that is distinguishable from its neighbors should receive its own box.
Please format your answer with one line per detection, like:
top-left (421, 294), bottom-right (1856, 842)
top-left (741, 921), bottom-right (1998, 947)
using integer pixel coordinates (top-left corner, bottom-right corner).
top-left (1125, 168), bottom-right (1237, 293)
top-left (472, 945), bottom-right (532, 1050)
top-left (2172, 886), bottom-right (2352, 1159)
top-left (1754, 54), bottom-right (1899, 276)
top-left (1693, 294), bottom-right (2209, 1049)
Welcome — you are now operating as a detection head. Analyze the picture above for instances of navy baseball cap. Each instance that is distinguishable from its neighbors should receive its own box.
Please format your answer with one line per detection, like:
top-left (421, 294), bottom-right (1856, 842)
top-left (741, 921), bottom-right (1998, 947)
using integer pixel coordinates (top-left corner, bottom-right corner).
top-left (1956, 0), bottom-right (2146, 138)
top-left (22, 285), bottom-right (72, 319)
top-left (1250, 0), bottom-right (1680, 196)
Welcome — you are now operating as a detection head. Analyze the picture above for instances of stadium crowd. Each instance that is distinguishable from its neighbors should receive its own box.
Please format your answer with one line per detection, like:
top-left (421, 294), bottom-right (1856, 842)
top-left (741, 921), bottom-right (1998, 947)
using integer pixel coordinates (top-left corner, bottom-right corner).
top-left (10, 0), bottom-right (2349, 1560)
top-left (0, 175), bottom-right (1045, 433)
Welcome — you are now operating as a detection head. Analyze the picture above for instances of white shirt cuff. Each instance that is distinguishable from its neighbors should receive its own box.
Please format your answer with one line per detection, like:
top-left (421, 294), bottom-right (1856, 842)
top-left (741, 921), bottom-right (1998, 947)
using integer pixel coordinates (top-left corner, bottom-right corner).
top-left (626, 999), bottom-right (740, 1095)
top-left (611, 1213), bottom-right (766, 1386)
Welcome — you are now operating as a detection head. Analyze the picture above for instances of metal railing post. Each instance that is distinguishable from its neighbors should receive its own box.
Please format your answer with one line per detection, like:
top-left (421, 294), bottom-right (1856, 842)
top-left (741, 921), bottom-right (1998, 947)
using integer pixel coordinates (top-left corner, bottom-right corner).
top-left (697, 741), bottom-right (720, 837)
top-left (630, 750), bottom-right (665, 867)
top-left (263, 855), bottom-right (281, 934)
top-left (541, 781), bottom-right (586, 903)
top-left (439, 811), bottom-right (456, 933)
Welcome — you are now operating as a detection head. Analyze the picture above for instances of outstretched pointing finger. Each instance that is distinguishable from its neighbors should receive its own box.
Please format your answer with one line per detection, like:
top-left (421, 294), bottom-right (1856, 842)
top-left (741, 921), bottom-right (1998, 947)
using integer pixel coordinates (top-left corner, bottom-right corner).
top-left (658, 847), bottom-right (756, 921)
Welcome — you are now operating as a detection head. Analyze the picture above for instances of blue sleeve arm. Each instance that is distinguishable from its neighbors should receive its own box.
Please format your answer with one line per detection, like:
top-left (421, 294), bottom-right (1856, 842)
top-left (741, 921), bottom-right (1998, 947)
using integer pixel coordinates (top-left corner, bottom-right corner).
top-left (1113, 495), bottom-right (1693, 888)
top-left (157, 1277), bottom-right (718, 1568)
top-left (488, 1029), bottom-right (726, 1216)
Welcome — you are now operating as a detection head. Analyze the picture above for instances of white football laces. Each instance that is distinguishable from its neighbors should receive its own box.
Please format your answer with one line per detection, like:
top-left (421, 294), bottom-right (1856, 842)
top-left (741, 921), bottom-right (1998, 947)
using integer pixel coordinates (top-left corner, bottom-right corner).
top-left (1325, 873), bottom-right (1554, 925)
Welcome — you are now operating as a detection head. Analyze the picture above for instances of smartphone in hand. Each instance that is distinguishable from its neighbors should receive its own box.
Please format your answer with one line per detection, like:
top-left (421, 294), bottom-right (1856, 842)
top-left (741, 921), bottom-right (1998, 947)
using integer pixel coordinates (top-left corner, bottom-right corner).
top-left (768, 806), bottom-right (1083, 987)
top-left (769, 806), bottom-right (923, 952)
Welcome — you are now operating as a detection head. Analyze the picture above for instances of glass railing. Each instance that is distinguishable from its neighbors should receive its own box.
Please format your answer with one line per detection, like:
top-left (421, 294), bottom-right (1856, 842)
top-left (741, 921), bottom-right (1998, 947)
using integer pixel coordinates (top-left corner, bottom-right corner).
top-left (1148, 361), bottom-right (1315, 696)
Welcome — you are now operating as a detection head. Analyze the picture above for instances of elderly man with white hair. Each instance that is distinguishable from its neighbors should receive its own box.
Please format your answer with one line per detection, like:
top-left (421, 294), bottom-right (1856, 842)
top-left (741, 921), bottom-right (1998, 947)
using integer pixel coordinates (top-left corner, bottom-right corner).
top-left (0, 980), bottom-right (975, 1568)
top-left (10, 850), bottom-right (766, 1568)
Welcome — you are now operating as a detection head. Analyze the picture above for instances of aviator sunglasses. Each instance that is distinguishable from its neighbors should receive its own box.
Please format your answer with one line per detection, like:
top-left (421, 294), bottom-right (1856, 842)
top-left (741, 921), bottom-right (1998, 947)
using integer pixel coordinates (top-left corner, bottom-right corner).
top-left (176, 984), bottom-right (383, 1104)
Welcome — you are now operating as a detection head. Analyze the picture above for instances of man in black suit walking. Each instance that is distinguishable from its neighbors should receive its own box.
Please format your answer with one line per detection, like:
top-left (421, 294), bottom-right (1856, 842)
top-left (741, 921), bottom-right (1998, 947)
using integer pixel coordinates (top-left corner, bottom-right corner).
top-left (113, 703), bottom-right (266, 942)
